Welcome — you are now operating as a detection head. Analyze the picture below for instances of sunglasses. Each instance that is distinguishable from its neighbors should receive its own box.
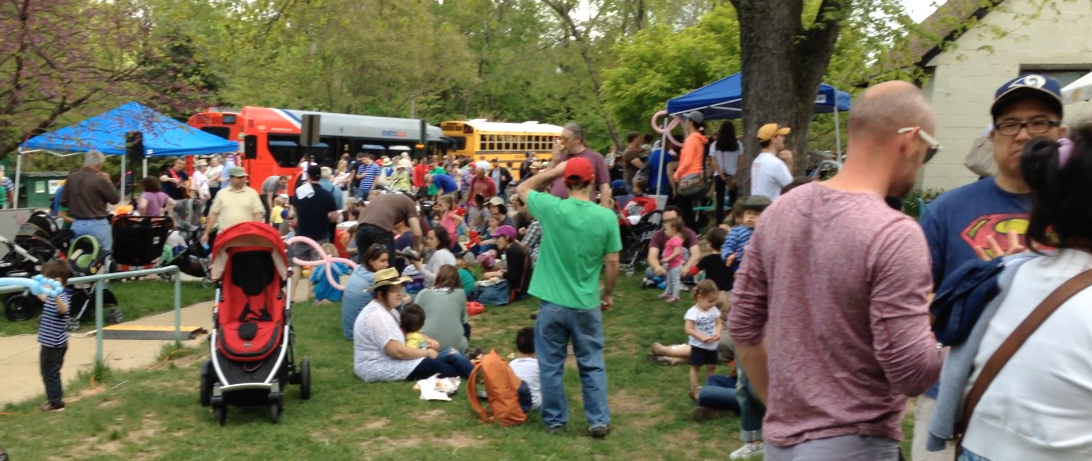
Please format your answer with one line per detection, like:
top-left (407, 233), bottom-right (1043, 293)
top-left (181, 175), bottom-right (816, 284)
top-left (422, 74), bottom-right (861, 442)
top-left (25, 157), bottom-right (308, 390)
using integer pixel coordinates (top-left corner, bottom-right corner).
top-left (897, 127), bottom-right (942, 164)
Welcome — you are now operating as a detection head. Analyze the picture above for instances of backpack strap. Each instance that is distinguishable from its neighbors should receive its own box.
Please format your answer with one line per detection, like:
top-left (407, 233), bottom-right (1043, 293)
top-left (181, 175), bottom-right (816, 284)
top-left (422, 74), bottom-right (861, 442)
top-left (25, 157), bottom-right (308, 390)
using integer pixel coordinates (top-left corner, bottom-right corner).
top-left (466, 363), bottom-right (490, 423)
top-left (955, 268), bottom-right (1092, 453)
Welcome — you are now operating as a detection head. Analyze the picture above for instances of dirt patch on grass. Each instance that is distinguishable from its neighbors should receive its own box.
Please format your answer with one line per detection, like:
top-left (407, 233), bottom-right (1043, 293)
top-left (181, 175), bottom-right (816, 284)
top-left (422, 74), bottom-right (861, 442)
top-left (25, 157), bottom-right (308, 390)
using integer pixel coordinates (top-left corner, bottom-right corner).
top-left (98, 399), bottom-right (120, 409)
top-left (171, 352), bottom-right (204, 369)
top-left (364, 417), bottom-right (391, 429)
top-left (612, 390), bottom-right (661, 415)
top-left (360, 431), bottom-right (485, 456)
top-left (414, 408), bottom-right (449, 424)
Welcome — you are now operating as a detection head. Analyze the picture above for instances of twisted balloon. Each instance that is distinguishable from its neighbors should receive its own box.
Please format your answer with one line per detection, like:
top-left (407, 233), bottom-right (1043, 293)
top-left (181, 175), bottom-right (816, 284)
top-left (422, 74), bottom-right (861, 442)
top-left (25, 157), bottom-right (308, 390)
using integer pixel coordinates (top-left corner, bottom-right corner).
top-left (284, 236), bottom-right (357, 291)
top-left (0, 275), bottom-right (64, 297)
top-left (650, 110), bottom-right (684, 147)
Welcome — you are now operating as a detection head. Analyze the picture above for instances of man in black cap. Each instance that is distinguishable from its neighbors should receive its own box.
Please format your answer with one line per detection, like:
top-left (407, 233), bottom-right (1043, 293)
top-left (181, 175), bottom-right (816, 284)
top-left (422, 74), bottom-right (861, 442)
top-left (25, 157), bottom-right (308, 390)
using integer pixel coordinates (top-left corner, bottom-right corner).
top-left (913, 74), bottom-right (1067, 459)
top-left (290, 164), bottom-right (340, 261)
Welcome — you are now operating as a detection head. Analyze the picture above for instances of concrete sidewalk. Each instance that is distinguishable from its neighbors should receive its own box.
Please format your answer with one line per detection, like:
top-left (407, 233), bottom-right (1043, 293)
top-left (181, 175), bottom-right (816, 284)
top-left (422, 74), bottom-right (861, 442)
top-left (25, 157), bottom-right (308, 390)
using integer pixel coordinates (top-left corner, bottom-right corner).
top-left (0, 277), bottom-right (317, 407)
top-left (0, 301), bottom-right (215, 407)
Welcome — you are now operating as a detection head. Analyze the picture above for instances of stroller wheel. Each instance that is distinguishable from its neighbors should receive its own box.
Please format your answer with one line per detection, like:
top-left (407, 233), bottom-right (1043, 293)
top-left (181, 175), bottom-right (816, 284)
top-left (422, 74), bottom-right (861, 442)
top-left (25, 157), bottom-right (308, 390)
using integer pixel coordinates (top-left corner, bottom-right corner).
top-left (299, 357), bottom-right (312, 400)
top-left (270, 403), bottom-right (282, 424)
top-left (4, 294), bottom-right (38, 322)
top-left (200, 360), bottom-right (213, 407)
top-left (66, 317), bottom-right (81, 332)
top-left (625, 268), bottom-right (635, 277)
top-left (213, 404), bottom-right (227, 426)
top-left (201, 277), bottom-right (214, 289)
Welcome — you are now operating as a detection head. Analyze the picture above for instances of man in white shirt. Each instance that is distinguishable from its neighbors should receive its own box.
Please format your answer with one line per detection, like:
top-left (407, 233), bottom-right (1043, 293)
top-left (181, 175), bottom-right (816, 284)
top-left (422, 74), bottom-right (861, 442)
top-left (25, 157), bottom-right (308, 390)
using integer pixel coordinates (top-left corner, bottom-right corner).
top-left (750, 123), bottom-right (794, 201)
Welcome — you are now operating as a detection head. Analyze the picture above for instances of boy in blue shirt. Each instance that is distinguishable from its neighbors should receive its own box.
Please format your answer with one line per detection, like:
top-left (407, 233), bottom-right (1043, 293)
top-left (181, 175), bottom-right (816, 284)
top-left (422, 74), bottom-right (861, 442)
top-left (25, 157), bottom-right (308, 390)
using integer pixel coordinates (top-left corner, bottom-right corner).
top-left (720, 195), bottom-right (771, 270)
top-left (37, 259), bottom-right (73, 412)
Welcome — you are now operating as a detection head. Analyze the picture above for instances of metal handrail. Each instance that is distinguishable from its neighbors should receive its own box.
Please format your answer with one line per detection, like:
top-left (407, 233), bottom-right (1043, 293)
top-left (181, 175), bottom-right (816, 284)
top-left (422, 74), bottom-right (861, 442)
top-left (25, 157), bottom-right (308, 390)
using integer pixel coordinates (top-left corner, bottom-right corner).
top-left (0, 265), bottom-right (183, 364)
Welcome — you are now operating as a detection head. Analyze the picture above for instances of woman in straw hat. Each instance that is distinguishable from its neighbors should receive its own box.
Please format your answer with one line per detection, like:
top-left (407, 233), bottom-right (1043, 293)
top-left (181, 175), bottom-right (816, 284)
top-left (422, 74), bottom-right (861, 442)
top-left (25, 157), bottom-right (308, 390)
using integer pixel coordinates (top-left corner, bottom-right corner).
top-left (352, 268), bottom-right (474, 382)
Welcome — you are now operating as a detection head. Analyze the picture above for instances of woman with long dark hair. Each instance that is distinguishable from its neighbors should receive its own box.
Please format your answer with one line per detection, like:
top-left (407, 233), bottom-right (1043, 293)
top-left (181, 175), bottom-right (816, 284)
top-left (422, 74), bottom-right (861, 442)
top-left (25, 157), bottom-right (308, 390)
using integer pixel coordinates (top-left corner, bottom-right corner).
top-left (710, 122), bottom-right (742, 223)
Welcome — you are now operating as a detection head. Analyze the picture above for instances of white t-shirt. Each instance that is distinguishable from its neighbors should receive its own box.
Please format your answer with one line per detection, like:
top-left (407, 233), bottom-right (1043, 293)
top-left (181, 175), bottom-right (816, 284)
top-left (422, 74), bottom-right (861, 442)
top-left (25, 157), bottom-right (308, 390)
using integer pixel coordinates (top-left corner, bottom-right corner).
top-left (684, 306), bottom-right (721, 350)
top-left (962, 249), bottom-right (1092, 460)
top-left (475, 160), bottom-right (491, 174)
top-left (750, 151), bottom-right (793, 200)
top-left (709, 140), bottom-right (743, 176)
top-left (353, 300), bottom-right (423, 382)
top-left (509, 357), bottom-right (541, 410)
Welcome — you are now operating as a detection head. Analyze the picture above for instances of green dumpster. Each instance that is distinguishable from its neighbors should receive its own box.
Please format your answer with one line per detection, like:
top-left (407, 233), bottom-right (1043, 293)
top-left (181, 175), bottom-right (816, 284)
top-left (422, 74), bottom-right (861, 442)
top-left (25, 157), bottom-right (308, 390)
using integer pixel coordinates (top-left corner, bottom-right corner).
top-left (21, 171), bottom-right (68, 209)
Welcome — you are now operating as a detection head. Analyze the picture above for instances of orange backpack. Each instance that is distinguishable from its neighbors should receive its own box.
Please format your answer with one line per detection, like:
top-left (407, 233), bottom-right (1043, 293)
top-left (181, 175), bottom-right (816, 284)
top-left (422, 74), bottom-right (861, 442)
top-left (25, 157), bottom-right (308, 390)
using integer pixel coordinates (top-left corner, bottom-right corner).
top-left (467, 350), bottom-right (527, 427)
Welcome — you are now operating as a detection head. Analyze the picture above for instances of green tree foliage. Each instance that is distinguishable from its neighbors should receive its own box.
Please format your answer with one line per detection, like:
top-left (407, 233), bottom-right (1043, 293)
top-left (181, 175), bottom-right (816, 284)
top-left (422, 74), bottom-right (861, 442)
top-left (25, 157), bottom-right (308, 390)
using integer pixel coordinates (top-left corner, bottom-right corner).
top-left (603, 5), bottom-right (741, 134)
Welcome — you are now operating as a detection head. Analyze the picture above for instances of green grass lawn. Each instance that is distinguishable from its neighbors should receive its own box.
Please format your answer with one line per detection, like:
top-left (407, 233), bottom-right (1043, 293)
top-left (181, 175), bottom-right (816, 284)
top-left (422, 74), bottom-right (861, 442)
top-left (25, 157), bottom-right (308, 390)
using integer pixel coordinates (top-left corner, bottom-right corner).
top-left (0, 280), bottom-right (215, 337)
top-left (0, 274), bottom-right (915, 460)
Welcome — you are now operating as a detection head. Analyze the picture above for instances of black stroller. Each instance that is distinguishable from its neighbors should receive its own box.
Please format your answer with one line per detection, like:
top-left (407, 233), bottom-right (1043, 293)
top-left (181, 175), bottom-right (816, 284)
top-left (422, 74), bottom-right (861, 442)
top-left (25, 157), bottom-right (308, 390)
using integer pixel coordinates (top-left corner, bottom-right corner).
top-left (2, 212), bottom-right (71, 321)
top-left (65, 234), bottom-right (121, 331)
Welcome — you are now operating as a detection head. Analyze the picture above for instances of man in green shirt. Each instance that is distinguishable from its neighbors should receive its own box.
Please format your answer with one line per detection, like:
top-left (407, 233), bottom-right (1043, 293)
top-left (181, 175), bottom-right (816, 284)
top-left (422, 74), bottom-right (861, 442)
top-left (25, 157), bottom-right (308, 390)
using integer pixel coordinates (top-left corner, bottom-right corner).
top-left (517, 151), bottom-right (621, 439)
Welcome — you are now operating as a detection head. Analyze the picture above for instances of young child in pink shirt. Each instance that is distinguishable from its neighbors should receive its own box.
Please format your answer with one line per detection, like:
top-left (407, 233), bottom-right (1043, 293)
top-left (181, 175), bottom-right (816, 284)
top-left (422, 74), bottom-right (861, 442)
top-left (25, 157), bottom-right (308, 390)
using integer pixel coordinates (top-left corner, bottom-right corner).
top-left (659, 220), bottom-right (686, 303)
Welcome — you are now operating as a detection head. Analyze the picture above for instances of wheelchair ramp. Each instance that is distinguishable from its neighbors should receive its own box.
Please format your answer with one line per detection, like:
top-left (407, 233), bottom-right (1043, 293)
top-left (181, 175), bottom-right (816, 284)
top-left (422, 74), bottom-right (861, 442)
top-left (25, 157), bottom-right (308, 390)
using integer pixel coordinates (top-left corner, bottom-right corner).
top-left (101, 325), bottom-right (208, 341)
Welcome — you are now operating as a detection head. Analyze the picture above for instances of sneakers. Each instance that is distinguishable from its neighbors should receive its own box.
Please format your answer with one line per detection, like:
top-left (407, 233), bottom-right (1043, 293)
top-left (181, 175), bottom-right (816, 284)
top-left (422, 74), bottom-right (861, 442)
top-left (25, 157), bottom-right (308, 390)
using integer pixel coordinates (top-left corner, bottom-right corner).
top-left (588, 425), bottom-right (611, 439)
top-left (689, 386), bottom-right (701, 402)
top-left (729, 442), bottom-right (764, 460)
top-left (465, 346), bottom-right (483, 361)
top-left (547, 424), bottom-right (566, 436)
top-left (40, 401), bottom-right (65, 412)
top-left (691, 406), bottom-right (729, 422)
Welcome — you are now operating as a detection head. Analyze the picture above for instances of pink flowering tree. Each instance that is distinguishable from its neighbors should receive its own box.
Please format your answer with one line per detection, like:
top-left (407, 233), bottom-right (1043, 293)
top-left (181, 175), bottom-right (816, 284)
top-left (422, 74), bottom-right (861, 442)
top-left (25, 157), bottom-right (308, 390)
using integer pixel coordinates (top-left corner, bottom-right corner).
top-left (0, 0), bottom-right (210, 159)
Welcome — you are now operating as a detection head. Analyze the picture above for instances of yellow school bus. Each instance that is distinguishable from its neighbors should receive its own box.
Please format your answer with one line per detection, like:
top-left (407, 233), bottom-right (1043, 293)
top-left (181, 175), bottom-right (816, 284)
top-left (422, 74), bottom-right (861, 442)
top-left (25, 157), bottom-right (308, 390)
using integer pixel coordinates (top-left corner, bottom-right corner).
top-left (439, 120), bottom-right (563, 173)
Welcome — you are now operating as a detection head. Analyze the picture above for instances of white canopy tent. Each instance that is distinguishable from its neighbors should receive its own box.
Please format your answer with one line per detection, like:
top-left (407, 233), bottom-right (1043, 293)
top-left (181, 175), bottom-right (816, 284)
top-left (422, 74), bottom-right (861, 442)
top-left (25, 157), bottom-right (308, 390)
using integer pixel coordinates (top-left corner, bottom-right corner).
top-left (1062, 71), bottom-right (1092, 105)
top-left (1062, 71), bottom-right (1092, 125)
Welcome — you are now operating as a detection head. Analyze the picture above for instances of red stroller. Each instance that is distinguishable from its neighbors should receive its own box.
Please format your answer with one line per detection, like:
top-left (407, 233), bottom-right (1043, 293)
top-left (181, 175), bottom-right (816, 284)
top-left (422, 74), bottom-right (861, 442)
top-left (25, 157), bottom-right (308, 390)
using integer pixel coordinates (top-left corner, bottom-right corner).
top-left (200, 222), bottom-right (311, 425)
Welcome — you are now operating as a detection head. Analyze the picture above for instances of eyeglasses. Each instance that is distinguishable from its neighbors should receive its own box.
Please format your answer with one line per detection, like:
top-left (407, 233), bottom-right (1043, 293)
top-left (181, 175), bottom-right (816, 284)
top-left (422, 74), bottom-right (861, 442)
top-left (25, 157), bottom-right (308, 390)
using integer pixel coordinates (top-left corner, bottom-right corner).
top-left (994, 119), bottom-right (1061, 137)
top-left (897, 127), bottom-right (942, 164)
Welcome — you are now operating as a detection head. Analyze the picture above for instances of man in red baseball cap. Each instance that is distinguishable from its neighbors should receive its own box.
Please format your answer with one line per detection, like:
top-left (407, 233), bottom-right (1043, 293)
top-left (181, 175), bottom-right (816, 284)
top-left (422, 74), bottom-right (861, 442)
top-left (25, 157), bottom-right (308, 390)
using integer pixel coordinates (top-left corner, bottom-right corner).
top-left (516, 156), bottom-right (622, 439)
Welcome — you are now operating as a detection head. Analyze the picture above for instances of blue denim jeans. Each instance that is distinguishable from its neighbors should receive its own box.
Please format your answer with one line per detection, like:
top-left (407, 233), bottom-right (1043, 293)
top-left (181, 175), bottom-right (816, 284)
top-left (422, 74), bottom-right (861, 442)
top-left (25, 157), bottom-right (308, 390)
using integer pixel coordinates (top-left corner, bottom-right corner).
top-left (535, 301), bottom-right (610, 428)
top-left (736, 363), bottom-right (765, 442)
top-left (959, 448), bottom-right (989, 461)
top-left (437, 349), bottom-right (475, 378)
top-left (696, 375), bottom-right (739, 412)
top-left (71, 218), bottom-right (113, 252)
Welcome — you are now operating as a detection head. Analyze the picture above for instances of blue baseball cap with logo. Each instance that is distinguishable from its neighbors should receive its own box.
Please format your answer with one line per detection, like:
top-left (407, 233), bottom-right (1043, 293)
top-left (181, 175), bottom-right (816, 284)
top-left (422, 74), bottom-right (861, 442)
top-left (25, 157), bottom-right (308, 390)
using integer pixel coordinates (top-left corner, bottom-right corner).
top-left (991, 74), bottom-right (1064, 120)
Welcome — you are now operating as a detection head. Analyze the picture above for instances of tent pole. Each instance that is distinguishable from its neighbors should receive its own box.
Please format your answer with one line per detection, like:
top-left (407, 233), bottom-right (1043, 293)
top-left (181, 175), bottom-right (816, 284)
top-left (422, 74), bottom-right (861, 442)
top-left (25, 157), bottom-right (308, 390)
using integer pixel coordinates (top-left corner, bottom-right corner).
top-left (13, 152), bottom-right (22, 208)
top-left (120, 154), bottom-right (127, 199)
top-left (834, 106), bottom-right (842, 160)
top-left (142, 158), bottom-right (147, 179)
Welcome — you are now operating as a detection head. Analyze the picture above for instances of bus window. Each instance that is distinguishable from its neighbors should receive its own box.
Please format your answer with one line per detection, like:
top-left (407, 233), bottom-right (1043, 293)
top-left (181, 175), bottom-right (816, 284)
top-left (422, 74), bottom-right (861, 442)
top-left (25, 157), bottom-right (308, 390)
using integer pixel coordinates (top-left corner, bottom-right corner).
top-left (450, 136), bottom-right (467, 151)
top-left (200, 127), bottom-right (231, 140)
top-left (268, 135), bottom-right (305, 167)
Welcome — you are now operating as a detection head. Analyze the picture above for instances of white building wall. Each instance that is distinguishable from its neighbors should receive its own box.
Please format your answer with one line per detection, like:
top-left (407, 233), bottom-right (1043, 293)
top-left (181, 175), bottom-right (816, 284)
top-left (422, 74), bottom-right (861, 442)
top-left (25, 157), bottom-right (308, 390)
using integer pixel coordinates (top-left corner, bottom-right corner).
top-left (920, 0), bottom-right (1092, 192)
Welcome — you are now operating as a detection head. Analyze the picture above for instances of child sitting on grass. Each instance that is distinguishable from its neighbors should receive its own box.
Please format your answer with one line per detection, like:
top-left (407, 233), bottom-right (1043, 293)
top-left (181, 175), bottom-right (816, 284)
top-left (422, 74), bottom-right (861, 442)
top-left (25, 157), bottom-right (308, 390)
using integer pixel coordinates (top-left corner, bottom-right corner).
top-left (37, 259), bottom-right (73, 412)
top-left (400, 303), bottom-right (438, 351)
top-left (311, 243), bottom-right (352, 305)
top-left (684, 280), bottom-right (722, 394)
top-left (510, 327), bottom-right (540, 411)
top-left (455, 256), bottom-right (478, 299)
top-left (721, 196), bottom-right (771, 270)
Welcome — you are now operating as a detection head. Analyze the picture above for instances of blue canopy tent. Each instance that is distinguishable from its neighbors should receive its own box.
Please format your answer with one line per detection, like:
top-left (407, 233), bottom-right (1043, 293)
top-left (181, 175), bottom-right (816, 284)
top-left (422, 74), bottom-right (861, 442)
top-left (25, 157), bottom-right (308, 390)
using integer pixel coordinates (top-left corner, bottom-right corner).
top-left (665, 72), bottom-right (852, 120)
top-left (16, 102), bottom-right (239, 207)
top-left (651, 73), bottom-right (853, 204)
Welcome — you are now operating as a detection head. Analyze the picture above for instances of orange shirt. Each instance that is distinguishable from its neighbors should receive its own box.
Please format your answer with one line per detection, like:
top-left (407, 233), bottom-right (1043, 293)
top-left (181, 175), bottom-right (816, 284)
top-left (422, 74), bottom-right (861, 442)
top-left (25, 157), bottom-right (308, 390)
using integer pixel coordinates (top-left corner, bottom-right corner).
top-left (673, 132), bottom-right (708, 180)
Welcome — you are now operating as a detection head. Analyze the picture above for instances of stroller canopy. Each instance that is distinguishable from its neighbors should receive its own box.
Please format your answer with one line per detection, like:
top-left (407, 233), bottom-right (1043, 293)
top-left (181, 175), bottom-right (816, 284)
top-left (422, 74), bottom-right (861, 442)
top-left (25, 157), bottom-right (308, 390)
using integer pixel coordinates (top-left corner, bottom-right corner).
top-left (210, 222), bottom-right (288, 281)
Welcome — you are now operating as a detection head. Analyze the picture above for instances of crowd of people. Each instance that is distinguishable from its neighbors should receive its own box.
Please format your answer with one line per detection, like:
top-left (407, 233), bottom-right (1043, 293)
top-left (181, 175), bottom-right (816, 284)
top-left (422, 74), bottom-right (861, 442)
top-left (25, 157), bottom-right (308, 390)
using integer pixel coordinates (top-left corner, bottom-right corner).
top-left (24, 69), bottom-right (1092, 461)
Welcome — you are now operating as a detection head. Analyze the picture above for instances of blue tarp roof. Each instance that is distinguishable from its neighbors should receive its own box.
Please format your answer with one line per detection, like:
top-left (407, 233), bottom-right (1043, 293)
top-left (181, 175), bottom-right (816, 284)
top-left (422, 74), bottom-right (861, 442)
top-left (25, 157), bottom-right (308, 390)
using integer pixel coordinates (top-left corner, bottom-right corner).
top-left (21, 102), bottom-right (239, 157)
top-left (666, 72), bottom-right (852, 120)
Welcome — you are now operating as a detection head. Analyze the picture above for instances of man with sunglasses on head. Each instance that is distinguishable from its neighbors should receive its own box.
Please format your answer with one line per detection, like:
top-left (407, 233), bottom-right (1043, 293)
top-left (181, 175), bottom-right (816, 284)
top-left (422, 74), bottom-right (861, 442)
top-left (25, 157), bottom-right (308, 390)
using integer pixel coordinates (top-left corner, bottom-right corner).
top-left (911, 74), bottom-right (1068, 460)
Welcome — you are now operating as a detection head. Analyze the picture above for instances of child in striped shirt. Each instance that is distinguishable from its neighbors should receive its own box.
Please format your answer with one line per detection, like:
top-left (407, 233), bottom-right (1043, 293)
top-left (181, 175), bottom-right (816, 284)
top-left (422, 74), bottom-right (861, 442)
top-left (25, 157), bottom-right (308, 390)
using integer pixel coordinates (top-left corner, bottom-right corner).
top-left (37, 259), bottom-right (73, 412)
top-left (721, 196), bottom-right (771, 270)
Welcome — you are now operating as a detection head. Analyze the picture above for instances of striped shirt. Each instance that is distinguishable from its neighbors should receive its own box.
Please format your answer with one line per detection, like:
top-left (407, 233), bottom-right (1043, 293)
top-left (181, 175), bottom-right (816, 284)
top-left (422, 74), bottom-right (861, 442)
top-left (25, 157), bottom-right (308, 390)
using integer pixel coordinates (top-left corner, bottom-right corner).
top-left (38, 290), bottom-right (72, 348)
top-left (720, 225), bottom-right (754, 270)
top-left (358, 163), bottom-right (381, 192)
